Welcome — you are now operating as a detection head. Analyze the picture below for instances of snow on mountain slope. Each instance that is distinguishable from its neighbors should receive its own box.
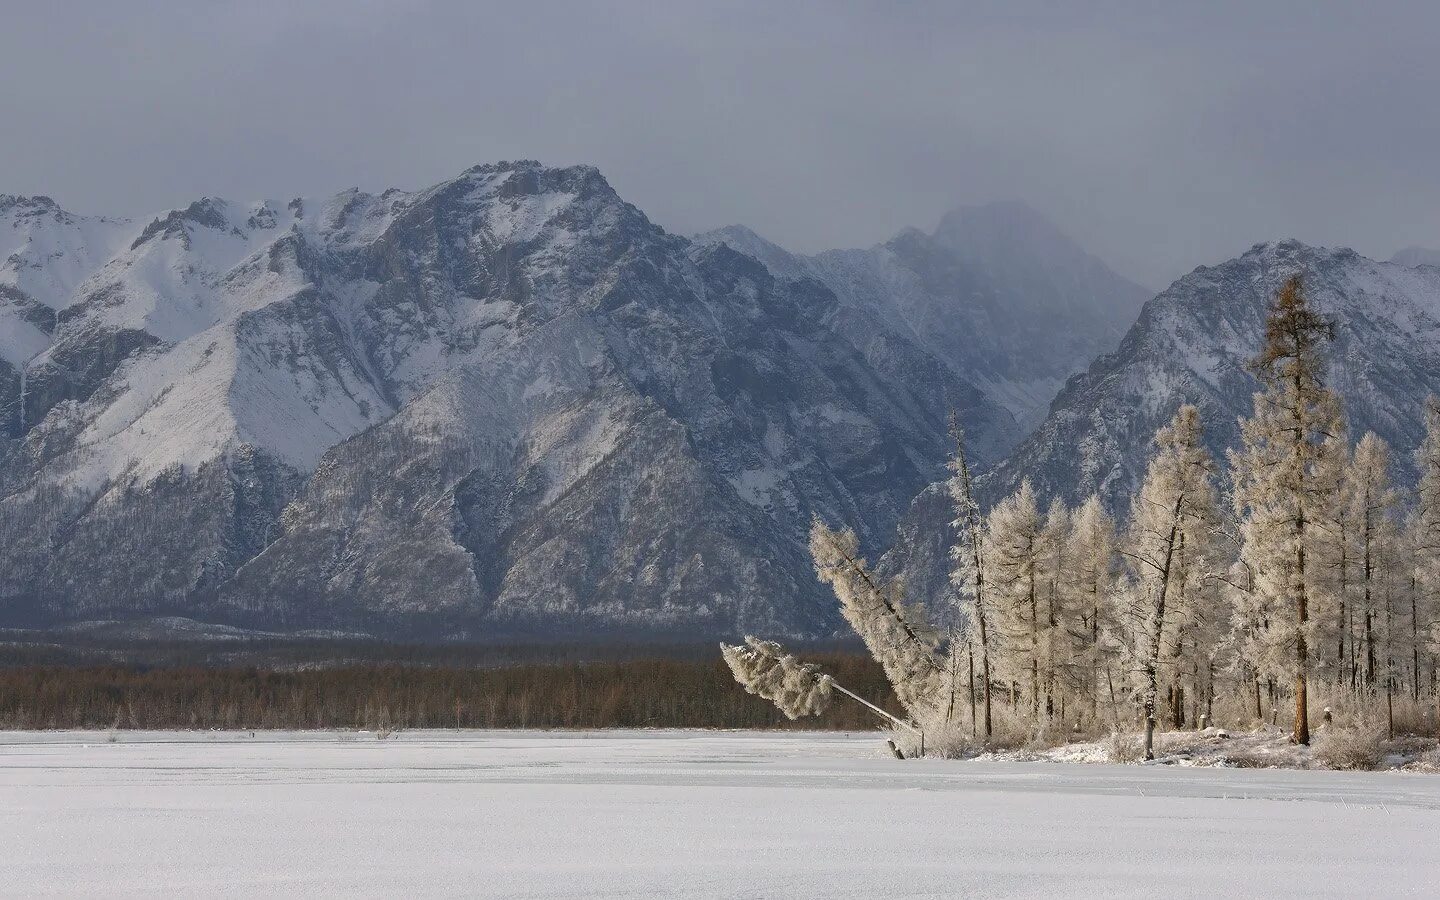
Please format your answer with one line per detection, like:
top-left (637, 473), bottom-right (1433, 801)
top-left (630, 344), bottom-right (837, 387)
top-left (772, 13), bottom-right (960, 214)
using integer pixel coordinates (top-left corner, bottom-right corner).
top-left (0, 195), bottom-right (130, 316)
top-left (0, 162), bottom-right (1018, 637)
top-left (695, 202), bottom-right (1150, 431)
top-left (0, 196), bottom-right (133, 434)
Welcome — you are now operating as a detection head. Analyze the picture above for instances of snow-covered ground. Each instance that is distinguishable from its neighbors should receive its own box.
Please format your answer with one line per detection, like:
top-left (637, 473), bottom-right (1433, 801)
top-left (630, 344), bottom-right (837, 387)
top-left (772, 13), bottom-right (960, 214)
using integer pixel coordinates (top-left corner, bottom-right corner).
top-left (3, 729), bottom-right (1438, 897)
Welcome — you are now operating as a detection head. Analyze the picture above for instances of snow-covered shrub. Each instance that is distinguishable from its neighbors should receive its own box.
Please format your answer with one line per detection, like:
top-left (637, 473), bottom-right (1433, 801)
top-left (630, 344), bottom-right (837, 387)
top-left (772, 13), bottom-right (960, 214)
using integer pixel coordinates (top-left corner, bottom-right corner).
top-left (1224, 749), bottom-right (1281, 769)
top-left (1407, 747), bottom-right (1440, 772)
top-left (894, 724), bottom-right (970, 759)
top-left (1104, 730), bottom-right (1144, 763)
top-left (1386, 697), bottom-right (1436, 738)
top-left (1314, 723), bottom-right (1385, 770)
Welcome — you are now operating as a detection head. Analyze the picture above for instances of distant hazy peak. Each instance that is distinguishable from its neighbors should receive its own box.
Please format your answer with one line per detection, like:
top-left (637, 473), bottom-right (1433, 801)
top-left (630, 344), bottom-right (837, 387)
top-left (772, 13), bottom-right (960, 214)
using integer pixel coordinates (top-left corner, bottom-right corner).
top-left (933, 200), bottom-right (1150, 292)
top-left (1391, 246), bottom-right (1440, 269)
top-left (934, 200), bottom-right (1073, 251)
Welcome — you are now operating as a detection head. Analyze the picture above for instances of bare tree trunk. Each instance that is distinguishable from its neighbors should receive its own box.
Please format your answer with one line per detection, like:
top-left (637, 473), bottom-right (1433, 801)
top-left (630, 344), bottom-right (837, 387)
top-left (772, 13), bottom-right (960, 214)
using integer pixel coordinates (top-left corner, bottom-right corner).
top-left (979, 611), bottom-right (993, 738)
top-left (1029, 554), bottom-right (1040, 720)
top-left (1141, 496), bottom-right (1185, 760)
top-left (967, 645), bottom-right (977, 739)
top-left (1295, 529), bottom-right (1311, 745)
top-left (1413, 587), bottom-right (1422, 703)
top-left (1106, 667), bottom-right (1119, 729)
top-left (1387, 681), bottom-right (1395, 740)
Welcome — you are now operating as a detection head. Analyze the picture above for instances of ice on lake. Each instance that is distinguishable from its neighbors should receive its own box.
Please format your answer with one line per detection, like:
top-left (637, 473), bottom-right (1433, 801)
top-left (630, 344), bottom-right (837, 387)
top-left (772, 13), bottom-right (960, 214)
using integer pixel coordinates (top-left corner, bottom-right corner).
top-left (3, 729), bottom-right (1438, 897)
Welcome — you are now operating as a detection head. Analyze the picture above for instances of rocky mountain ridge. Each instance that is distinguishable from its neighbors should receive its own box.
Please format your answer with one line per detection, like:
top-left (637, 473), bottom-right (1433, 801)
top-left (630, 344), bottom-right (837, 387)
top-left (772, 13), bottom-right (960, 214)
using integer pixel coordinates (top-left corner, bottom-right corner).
top-left (0, 162), bottom-right (1022, 638)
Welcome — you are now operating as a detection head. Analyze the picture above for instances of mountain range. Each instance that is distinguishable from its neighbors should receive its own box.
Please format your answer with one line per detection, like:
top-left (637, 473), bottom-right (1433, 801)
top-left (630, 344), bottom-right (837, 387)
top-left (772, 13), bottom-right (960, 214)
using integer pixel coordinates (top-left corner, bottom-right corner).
top-left (4, 163), bottom-right (1439, 639)
top-left (1, 163), bottom-right (1126, 638)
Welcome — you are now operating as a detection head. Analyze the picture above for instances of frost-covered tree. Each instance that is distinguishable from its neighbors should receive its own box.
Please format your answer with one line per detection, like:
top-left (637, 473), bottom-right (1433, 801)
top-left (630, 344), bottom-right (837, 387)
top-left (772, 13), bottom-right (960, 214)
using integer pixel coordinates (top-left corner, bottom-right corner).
top-left (1119, 405), bottom-right (1222, 758)
top-left (1343, 433), bottom-right (1401, 690)
top-left (1413, 398), bottom-right (1440, 725)
top-left (1038, 498), bottom-right (1075, 721)
top-left (809, 520), bottom-right (950, 725)
top-left (984, 481), bottom-right (1054, 719)
top-left (720, 637), bottom-right (834, 718)
top-left (1229, 275), bottom-right (1341, 745)
top-left (1066, 495), bottom-right (1121, 726)
top-left (1315, 438), bottom-right (1356, 687)
top-left (947, 418), bottom-right (994, 737)
top-left (720, 635), bottom-right (926, 742)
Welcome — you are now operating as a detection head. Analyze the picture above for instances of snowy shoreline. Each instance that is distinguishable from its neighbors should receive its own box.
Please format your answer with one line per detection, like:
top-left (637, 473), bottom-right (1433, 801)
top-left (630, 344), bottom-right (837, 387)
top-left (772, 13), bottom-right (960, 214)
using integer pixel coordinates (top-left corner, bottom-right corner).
top-left (4, 724), bottom-right (1438, 772)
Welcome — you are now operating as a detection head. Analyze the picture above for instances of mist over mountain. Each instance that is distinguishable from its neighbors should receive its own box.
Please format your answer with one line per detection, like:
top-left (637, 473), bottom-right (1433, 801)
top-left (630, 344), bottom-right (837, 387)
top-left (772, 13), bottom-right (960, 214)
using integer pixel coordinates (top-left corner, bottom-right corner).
top-left (696, 201), bottom-right (1151, 430)
top-left (1392, 246), bottom-right (1440, 269)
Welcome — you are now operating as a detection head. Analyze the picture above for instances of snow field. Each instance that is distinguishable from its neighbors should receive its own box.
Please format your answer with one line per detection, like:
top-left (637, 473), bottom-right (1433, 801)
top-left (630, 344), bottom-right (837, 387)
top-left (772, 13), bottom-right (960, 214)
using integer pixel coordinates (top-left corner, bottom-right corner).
top-left (2, 729), bottom-right (1438, 898)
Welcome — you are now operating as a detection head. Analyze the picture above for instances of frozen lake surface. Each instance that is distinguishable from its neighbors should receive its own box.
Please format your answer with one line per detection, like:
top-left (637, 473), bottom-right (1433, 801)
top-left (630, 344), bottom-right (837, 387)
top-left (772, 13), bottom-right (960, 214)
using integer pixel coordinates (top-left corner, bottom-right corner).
top-left (3, 729), bottom-right (1438, 897)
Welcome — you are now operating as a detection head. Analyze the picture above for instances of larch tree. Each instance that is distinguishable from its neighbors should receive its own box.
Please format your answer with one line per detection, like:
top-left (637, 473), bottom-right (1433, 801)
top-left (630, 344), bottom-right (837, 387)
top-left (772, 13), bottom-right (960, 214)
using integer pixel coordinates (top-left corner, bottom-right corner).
top-left (1414, 397), bottom-right (1440, 729)
top-left (1229, 274), bottom-right (1342, 745)
top-left (1038, 498), bottom-right (1074, 721)
top-left (809, 520), bottom-right (949, 726)
top-left (985, 480), bottom-right (1049, 720)
top-left (720, 637), bottom-right (835, 718)
top-left (1120, 404), bottom-right (1221, 759)
top-left (1318, 437), bottom-right (1356, 689)
top-left (1067, 495), bottom-right (1120, 727)
top-left (947, 417), bottom-right (994, 737)
top-left (1343, 433), bottom-right (1401, 691)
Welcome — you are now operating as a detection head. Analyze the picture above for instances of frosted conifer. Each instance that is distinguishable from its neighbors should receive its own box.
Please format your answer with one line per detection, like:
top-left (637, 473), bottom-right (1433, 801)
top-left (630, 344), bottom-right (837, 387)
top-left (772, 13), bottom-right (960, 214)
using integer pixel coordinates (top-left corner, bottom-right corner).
top-left (720, 637), bottom-right (834, 719)
top-left (1120, 404), bottom-right (1221, 758)
top-left (1229, 274), bottom-right (1341, 744)
top-left (810, 520), bottom-right (949, 725)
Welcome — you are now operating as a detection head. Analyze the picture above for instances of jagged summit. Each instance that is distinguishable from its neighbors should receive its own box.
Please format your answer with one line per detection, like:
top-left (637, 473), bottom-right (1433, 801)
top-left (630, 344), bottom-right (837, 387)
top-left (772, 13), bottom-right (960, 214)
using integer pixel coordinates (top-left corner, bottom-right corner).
top-left (692, 225), bottom-right (811, 281)
top-left (0, 194), bottom-right (61, 213)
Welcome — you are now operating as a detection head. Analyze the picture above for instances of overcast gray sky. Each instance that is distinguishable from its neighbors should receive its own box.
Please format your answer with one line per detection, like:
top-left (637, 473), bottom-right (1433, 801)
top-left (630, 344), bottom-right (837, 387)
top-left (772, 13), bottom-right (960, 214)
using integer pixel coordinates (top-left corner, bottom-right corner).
top-left (2, 0), bottom-right (1437, 287)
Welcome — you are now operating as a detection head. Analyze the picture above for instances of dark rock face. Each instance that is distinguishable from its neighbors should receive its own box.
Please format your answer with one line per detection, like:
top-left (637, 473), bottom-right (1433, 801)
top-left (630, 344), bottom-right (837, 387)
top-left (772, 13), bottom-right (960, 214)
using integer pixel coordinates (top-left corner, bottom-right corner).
top-left (0, 162), bottom-right (1021, 638)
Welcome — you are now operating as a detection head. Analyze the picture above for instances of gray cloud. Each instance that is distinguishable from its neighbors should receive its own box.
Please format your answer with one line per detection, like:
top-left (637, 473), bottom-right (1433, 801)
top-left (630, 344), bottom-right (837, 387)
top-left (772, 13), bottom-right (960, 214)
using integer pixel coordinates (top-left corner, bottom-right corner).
top-left (2, 0), bottom-right (1437, 286)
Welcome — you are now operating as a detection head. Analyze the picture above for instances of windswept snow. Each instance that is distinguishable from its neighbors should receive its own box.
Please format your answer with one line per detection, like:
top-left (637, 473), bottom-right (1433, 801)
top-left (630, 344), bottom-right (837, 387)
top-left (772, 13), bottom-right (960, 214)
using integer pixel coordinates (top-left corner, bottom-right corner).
top-left (2, 730), bottom-right (1436, 897)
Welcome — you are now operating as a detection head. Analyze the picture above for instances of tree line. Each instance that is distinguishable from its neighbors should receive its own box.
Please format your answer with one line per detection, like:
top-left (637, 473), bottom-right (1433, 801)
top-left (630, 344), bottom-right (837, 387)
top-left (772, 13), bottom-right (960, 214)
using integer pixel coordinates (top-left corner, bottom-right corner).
top-left (728, 276), bottom-right (1440, 758)
top-left (0, 653), bottom-right (899, 731)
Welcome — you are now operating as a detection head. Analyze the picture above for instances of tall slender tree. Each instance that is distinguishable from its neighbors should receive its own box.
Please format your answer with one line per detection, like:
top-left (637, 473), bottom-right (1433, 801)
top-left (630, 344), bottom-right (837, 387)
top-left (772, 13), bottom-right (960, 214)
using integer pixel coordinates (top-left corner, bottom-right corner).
top-left (1230, 275), bottom-right (1341, 744)
top-left (1343, 433), bottom-right (1401, 690)
top-left (947, 416), bottom-right (994, 737)
top-left (985, 481), bottom-right (1048, 720)
top-left (1120, 405), bottom-right (1221, 758)
top-left (1067, 495), bottom-right (1119, 726)
top-left (1413, 398), bottom-right (1440, 731)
